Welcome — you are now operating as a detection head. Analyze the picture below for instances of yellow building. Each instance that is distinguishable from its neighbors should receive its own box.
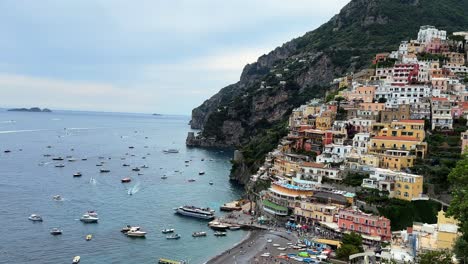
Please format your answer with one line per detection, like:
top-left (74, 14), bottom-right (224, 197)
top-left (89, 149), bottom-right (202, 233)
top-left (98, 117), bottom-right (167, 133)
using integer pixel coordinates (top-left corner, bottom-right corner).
top-left (272, 157), bottom-right (300, 177)
top-left (377, 120), bottom-right (425, 141)
top-left (380, 150), bottom-right (415, 171)
top-left (393, 173), bottom-right (423, 201)
top-left (436, 210), bottom-right (460, 249)
top-left (294, 201), bottom-right (339, 224)
top-left (369, 136), bottom-right (427, 158)
top-left (316, 111), bottom-right (335, 131)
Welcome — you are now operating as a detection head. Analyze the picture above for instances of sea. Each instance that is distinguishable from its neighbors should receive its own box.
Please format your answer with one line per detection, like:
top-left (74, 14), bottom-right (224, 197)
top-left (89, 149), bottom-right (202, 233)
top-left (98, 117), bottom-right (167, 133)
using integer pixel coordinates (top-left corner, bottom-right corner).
top-left (0, 109), bottom-right (246, 264)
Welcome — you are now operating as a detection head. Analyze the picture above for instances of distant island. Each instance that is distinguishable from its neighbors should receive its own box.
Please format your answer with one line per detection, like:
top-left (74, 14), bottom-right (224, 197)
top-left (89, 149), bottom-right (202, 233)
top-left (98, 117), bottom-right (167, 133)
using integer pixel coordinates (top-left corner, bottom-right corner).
top-left (8, 107), bottom-right (52, 113)
top-left (152, 113), bottom-right (162, 116)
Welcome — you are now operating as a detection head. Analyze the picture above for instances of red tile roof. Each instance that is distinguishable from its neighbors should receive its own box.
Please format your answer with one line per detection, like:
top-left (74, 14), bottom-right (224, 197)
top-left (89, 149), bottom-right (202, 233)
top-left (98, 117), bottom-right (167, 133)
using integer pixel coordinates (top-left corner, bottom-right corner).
top-left (372, 136), bottom-right (420, 141)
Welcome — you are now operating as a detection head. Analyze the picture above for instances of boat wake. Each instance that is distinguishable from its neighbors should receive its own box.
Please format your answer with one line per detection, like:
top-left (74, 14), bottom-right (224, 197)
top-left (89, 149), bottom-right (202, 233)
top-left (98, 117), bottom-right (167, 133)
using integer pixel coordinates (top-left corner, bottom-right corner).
top-left (0, 129), bottom-right (48, 134)
top-left (0, 120), bottom-right (16, 123)
top-left (127, 183), bottom-right (141, 195)
top-left (89, 178), bottom-right (97, 185)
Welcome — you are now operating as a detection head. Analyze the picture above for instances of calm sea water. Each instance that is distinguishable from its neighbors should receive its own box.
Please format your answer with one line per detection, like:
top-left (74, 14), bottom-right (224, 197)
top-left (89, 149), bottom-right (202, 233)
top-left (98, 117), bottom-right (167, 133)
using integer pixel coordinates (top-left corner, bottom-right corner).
top-left (0, 110), bottom-right (246, 264)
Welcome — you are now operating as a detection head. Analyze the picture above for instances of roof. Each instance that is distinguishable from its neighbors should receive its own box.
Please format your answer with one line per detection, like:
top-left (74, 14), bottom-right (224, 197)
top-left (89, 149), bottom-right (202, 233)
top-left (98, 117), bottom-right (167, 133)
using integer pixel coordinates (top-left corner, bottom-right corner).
top-left (262, 200), bottom-right (288, 212)
top-left (302, 162), bottom-right (326, 168)
top-left (397, 120), bottom-right (425, 124)
top-left (372, 136), bottom-right (420, 141)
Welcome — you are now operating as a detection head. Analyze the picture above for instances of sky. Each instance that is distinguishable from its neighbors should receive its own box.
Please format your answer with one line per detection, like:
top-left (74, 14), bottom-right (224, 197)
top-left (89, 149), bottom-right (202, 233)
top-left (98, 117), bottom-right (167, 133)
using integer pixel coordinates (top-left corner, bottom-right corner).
top-left (0, 0), bottom-right (349, 115)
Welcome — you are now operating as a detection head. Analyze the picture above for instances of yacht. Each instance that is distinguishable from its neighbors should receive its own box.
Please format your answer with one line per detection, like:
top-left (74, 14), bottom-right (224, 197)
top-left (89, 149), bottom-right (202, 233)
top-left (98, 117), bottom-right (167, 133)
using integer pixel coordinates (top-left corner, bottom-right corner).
top-left (199, 171), bottom-right (205, 175)
top-left (121, 177), bottom-right (131, 183)
top-left (174, 206), bottom-right (215, 220)
top-left (87, 211), bottom-right (98, 217)
top-left (80, 214), bottom-right (98, 223)
top-left (166, 234), bottom-right (181, 240)
top-left (50, 228), bottom-right (63, 235)
top-left (126, 227), bottom-right (146, 237)
top-left (141, 165), bottom-right (149, 169)
top-left (28, 214), bottom-right (43, 222)
top-left (72, 256), bottom-right (80, 264)
top-left (121, 225), bottom-right (140, 233)
top-left (68, 158), bottom-right (77, 162)
top-left (192, 231), bottom-right (207, 237)
top-left (214, 231), bottom-right (227, 236)
top-left (163, 149), bottom-right (179, 154)
top-left (161, 228), bottom-right (175, 234)
top-left (73, 172), bottom-right (82, 177)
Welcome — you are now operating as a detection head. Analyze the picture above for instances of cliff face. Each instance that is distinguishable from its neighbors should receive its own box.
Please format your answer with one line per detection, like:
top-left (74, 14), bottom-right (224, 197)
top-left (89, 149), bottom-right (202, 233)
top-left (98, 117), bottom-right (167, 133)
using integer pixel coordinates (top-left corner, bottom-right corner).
top-left (189, 0), bottom-right (468, 184)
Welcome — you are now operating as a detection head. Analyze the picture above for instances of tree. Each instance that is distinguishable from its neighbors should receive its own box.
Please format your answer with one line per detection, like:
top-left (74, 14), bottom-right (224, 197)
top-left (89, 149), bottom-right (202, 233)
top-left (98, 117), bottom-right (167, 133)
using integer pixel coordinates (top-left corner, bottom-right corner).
top-left (447, 153), bottom-right (468, 263)
top-left (336, 232), bottom-right (364, 260)
top-left (418, 250), bottom-right (453, 264)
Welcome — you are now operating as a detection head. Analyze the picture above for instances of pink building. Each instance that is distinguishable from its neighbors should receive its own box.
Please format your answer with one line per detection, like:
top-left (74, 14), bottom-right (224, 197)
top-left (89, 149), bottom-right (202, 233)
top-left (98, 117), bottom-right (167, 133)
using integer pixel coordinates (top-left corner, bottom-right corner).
top-left (347, 86), bottom-right (377, 103)
top-left (337, 208), bottom-right (391, 241)
top-left (392, 64), bottom-right (419, 84)
top-left (425, 38), bottom-right (449, 54)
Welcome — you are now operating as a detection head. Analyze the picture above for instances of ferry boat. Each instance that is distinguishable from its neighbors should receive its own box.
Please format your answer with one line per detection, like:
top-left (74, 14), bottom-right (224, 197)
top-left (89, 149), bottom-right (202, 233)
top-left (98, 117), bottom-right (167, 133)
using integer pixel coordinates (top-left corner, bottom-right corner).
top-left (174, 206), bottom-right (215, 220)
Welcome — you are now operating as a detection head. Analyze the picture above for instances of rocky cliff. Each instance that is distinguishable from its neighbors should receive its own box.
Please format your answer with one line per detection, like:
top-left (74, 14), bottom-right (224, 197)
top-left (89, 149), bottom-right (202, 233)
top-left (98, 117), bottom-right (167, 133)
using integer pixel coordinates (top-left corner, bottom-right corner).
top-left (188, 0), bottom-right (468, 184)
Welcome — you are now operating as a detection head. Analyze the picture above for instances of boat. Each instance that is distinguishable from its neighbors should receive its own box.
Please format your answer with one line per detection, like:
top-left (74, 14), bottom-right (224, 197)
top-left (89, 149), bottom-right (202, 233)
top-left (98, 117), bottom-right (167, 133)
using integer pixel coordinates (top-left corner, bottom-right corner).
top-left (55, 164), bottom-right (65, 168)
top-left (187, 179), bottom-right (196, 182)
top-left (73, 172), bottom-right (82, 177)
top-left (81, 158), bottom-right (87, 161)
top-left (121, 225), bottom-right (140, 233)
top-left (87, 211), bottom-right (98, 217)
top-left (28, 214), bottom-right (43, 221)
top-left (86, 234), bottom-right (92, 241)
top-left (208, 222), bottom-right (229, 231)
top-left (161, 175), bottom-right (168, 179)
top-left (138, 173), bottom-right (144, 175)
top-left (72, 256), bottom-right (80, 264)
top-left (121, 177), bottom-right (131, 183)
top-left (126, 227), bottom-right (146, 237)
top-left (66, 155), bottom-right (72, 158)
top-left (122, 163), bottom-right (130, 167)
top-left (50, 228), bottom-right (63, 235)
top-left (192, 231), bottom-right (207, 237)
top-left (128, 146), bottom-right (135, 149)
top-left (184, 160), bottom-right (190, 163)
top-left (229, 226), bottom-right (241, 231)
top-left (158, 258), bottom-right (186, 264)
top-left (68, 158), bottom-right (77, 162)
top-left (141, 165), bottom-right (149, 168)
top-left (52, 195), bottom-right (62, 201)
top-left (96, 163), bottom-right (103, 167)
top-left (43, 154), bottom-right (52, 157)
top-left (52, 157), bottom-right (63, 161)
top-left (80, 214), bottom-right (98, 223)
top-left (99, 169), bottom-right (110, 173)
top-left (161, 228), bottom-right (175, 234)
top-left (132, 167), bottom-right (140, 172)
top-left (201, 158), bottom-right (205, 161)
top-left (198, 171), bottom-right (205, 175)
top-left (214, 231), bottom-right (227, 236)
top-left (174, 206), bottom-right (215, 220)
top-left (166, 234), bottom-right (181, 240)
top-left (163, 149), bottom-right (179, 154)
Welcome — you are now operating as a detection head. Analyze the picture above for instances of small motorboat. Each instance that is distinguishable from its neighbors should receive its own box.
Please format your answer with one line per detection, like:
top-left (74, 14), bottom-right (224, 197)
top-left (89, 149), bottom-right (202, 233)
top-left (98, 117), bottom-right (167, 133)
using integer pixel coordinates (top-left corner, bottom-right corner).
top-left (121, 225), bottom-right (140, 233)
top-left (81, 158), bottom-right (87, 161)
top-left (192, 231), bottom-right (207, 237)
top-left (80, 214), bottom-right (98, 223)
top-left (28, 214), bottom-right (43, 222)
top-left (141, 165), bottom-right (149, 168)
top-left (161, 228), bottom-right (175, 234)
top-left (96, 164), bottom-right (103, 167)
top-left (98, 156), bottom-right (105, 159)
top-left (166, 234), bottom-right (181, 240)
top-left (209, 223), bottom-right (228, 231)
top-left (52, 195), bottom-right (62, 201)
top-left (52, 157), bottom-right (63, 161)
top-left (163, 149), bottom-right (179, 154)
top-left (161, 175), bottom-right (168, 179)
top-left (184, 160), bottom-right (190, 163)
top-left (68, 158), bottom-right (77, 162)
top-left (86, 234), bottom-right (92, 241)
top-left (126, 227), bottom-right (146, 237)
top-left (214, 232), bottom-right (227, 236)
top-left (72, 256), bottom-right (81, 264)
top-left (121, 177), bottom-right (131, 183)
top-left (55, 164), bottom-right (65, 168)
top-left (43, 154), bottom-right (52, 157)
top-left (229, 226), bottom-right (241, 231)
top-left (3, 149), bottom-right (11, 153)
top-left (99, 169), bottom-right (110, 173)
top-left (201, 158), bottom-right (205, 161)
top-left (50, 228), bottom-right (63, 235)
top-left (122, 163), bottom-right (130, 167)
top-left (187, 179), bottom-right (196, 182)
top-left (209, 181), bottom-right (214, 185)
top-left (73, 172), bottom-right (82, 177)
top-left (132, 167), bottom-right (140, 172)
top-left (129, 146), bottom-right (135, 149)
top-left (199, 171), bottom-right (205, 175)
top-left (137, 173), bottom-right (144, 176)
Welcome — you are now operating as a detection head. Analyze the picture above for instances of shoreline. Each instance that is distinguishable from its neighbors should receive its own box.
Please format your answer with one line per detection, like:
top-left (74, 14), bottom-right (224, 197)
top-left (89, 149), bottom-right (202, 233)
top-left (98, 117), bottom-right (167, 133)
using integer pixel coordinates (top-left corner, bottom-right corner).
top-left (204, 229), bottom-right (256, 264)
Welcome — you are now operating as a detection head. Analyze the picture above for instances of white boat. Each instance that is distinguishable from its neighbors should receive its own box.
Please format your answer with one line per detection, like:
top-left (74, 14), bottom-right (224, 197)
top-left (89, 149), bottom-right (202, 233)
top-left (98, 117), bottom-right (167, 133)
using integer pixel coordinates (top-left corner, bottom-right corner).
top-left (214, 232), bottom-right (226, 236)
top-left (161, 175), bottom-right (168, 179)
top-left (28, 214), bottom-right (43, 221)
top-left (52, 195), bottom-right (62, 201)
top-left (73, 172), bottom-right (82, 177)
top-left (55, 164), bottom-right (65, 168)
top-left (50, 228), bottom-right (63, 235)
top-left (121, 225), bottom-right (140, 233)
top-left (229, 226), bottom-right (241, 231)
top-left (141, 165), bottom-right (149, 168)
top-left (126, 227), bottom-right (146, 237)
top-left (99, 169), bottom-right (110, 173)
top-left (174, 206), bottom-right (215, 220)
top-left (209, 181), bottom-right (214, 185)
top-left (198, 171), bottom-right (205, 175)
top-left (209, 222), bottom-right (228, 231)
top-left (166, 234), bottom-right (181, 240)
top-left (163, 149), bottom-right (179, 154)
top-left (72, 256), bottom-right (80, 264)
top-left (162, 228), bottom-right (175, 234)
top-left (87, 211), bottom-right (98, 217)
top-left (192, 231), bottom-right (207, 237)
top-left (68, 158), bottom-right (77, 162)
top-left (80, 214), bottom-right (98, 223)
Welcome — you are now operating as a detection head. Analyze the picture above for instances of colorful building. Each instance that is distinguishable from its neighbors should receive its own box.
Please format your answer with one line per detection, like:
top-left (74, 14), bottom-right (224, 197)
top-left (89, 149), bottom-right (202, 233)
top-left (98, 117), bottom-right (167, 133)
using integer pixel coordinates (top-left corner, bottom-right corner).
top-left (337, 208), bottom-right (391, 241)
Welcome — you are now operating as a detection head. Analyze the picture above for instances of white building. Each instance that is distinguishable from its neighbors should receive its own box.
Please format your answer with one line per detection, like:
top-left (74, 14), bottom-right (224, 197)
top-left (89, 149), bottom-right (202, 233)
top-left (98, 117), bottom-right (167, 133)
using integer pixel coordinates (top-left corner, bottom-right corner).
top-left (431, 98), bottom-right (453, 130)
top-left (417, 25), bottom-right (447, 44)
top-left (376, 84), bottom-right (432, 108)
top-left (316, 144), bottom-right (352, 164)
top-left (352, 133), bottom-right (370, 155)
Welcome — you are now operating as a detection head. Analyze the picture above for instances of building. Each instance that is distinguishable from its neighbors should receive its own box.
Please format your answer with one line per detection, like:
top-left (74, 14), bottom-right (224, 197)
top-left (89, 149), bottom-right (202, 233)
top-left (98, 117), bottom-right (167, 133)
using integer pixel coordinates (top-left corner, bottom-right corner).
top-left (316, 144), bottom-right (352, 164)
top-left (338, 208), bottom-right (391, 242)
top-left (431, 97), bottom-right (453, 130)
top-left (417, 25), bottom-right (447, 44)
top-left (301, 162), bottom-right (342, 181)
top-left (380, 104), bottom-right (411, 123)
top-left (392, 64), bottom-right (419, 84)
top-left (380, 150), bottom-right (416, 171)
top-left (294, 199), bottom-right (341, 225)
top-left (352, 133), bottom-right (370, 155)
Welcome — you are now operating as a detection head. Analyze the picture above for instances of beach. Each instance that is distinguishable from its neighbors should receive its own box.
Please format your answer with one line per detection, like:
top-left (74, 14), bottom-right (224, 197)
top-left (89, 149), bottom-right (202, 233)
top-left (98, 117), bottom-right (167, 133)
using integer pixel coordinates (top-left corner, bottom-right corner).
top-left (206, 229), bottom-right (302, 264)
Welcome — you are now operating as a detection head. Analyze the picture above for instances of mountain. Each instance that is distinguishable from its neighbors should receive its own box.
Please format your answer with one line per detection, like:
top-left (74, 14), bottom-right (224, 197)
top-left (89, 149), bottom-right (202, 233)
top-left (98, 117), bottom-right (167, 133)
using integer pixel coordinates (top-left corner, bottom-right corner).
top-left (8, 107), bottom-right (52, 112)
top-left (188, 0), bottom-right (468, 184)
